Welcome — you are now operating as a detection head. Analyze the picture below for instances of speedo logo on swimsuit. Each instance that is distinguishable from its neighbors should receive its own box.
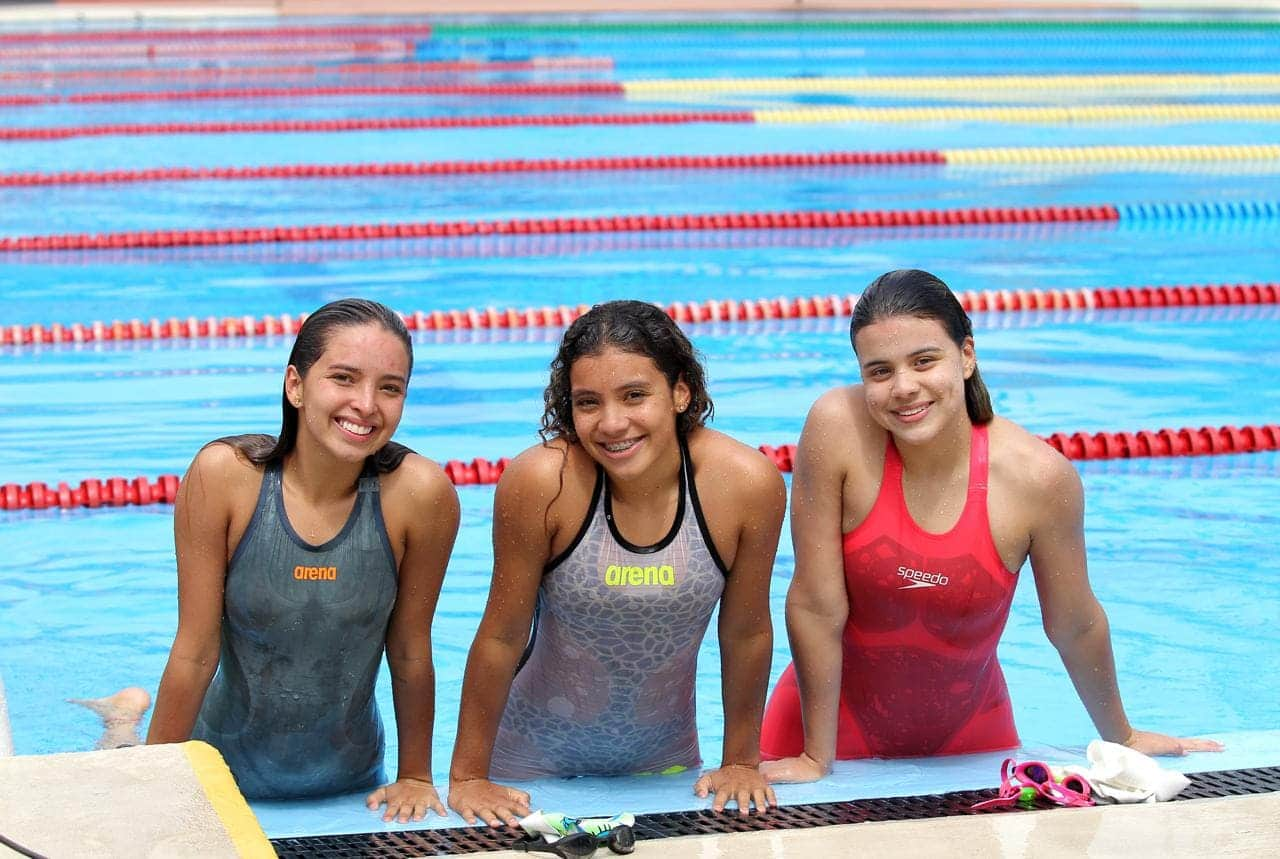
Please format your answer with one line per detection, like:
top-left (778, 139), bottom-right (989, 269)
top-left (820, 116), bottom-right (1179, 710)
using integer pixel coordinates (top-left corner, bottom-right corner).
top-left (897, 565), bottom-right (949, 589)
top-left (604, 564), bottom-right (676, 587)
top-left (294, 565), bottom-right (338, 581)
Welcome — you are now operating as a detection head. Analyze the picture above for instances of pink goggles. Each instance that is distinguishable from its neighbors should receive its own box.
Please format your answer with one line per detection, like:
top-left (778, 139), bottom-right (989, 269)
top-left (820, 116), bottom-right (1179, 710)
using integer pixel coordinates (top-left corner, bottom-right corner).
top-left (971, 757), bottom-right (1095, 811)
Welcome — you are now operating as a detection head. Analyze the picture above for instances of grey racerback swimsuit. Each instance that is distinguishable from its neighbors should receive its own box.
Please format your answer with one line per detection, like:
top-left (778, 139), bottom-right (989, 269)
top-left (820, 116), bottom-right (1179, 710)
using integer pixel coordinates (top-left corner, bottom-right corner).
top-left (491, 439), bottom-right (728, 779)
top-left (192, 459), bottom-right (397, 799)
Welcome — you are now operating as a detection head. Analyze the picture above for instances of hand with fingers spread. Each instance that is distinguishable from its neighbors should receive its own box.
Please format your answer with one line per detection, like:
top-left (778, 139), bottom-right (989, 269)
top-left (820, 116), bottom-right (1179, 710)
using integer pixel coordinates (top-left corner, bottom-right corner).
top-left (1123, 729), bottom-right (1225, 757)
top-left (366, 777), bottom-right (447, 823)
top-left (759, 752), bottom-right (828, 785)
top-left (694, 763), bottom-right (776, 816)
top-left (447, 777), bottom-right (532, 828)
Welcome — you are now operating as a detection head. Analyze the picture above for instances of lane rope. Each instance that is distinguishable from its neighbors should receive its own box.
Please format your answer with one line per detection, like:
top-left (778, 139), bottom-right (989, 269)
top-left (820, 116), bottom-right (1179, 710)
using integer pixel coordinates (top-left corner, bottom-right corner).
top-left (5, 145), bottom-right (1277, 189)
top-left (0, 23), bottom-right (436, 43)
top-left (7, 73), bottom-right (1280, 108)
top-left (0, 82), bottom-right (625, 107)
top-left (5, 20), bottom-right (1279, 42)
top-left (3, 282), bottom-right (1276, 346)
top-left (0, 57), bottom-right (613, 85)
top-left (8, 103), bottom-right (1280, 141)
top-left (0, 202), bottom-right (1119, 252)
top-left (0, 40), bottom-right (417, 61)
top-left (3, 423), bottom-right (1277, 509)
top-left (5, 200), bottom-right (1280, 255)
top-left (623, 73), bottom-right (1280, 96)
top-left (426, 20), bottom-right (1280, 35)
top-left (0, 111), bottom-right (754, 141)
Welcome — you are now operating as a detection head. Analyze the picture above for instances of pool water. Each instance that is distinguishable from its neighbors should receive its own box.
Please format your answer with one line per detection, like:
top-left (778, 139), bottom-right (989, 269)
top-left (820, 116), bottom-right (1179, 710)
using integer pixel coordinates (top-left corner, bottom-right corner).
top-left (2, 10), bottom-right (1279, 836)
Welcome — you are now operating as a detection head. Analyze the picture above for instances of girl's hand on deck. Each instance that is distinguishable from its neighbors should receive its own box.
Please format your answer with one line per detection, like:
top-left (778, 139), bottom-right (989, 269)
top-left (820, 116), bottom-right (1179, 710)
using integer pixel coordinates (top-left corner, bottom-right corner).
top-left (694, 763), bottom-right (776, 816)
top-left (446, 778), bottom-right (531, 827)
top-left (759, 752), bottom-right (828, 784)
top-left (1123, 729), bottom-right (1225, 756)
top-left (366, 777), bottom-right (447, 823)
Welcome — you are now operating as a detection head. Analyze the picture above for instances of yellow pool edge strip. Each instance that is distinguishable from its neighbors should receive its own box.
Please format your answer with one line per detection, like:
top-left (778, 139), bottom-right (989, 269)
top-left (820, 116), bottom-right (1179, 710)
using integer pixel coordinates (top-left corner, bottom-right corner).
top-left (183, 740), bottom-right (275, 859)
top-left (754, 104), bottom-right (1280, 124)
top-left (625, 73), bottom-right (1280, 96)
top-left (942, 144), bottom-right (1280, 164)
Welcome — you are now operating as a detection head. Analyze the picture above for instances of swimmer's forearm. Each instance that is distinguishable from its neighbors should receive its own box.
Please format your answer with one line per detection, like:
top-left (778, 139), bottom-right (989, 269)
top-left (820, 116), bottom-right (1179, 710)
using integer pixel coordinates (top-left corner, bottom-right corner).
top-left (449, 636), bottom-right (522, 780)
top-left (389, 656), bottom-right (436, 781)
top-left (719, 629), bottom-right (771, 767)
top-left (786, 602), bottom-right (845, 769)
top-left (1052, 612), bottom-right (1134, 744)
top-left (147, 656), bottom-right (216, 743)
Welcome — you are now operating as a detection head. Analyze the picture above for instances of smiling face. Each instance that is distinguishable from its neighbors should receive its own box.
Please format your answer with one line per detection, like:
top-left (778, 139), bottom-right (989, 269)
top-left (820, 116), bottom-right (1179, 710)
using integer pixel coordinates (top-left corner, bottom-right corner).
top-left (854, 314), bottom-right (976, 446)
top-left (284, 322), bottom-right (410, 465)
top-left (568, 346), bottom-right (691, 480)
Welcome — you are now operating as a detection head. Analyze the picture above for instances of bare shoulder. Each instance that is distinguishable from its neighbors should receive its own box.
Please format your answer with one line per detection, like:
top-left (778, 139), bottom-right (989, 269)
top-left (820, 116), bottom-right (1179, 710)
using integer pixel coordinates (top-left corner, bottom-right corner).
top-left (988, 417), bottom-right (1082, 501)
top-left (184, 440), bottom-right (263, 503)
top-left (192, 438), bottom-right (260, 478)
top-left (497, 438), bottom-right (587, 492)
top-left (380, 452), bottom-right (459, 514)
top-left (802, 385), bottom-right (877, 448)
top-left (805, 385), bottom-right (864, 433)
top-left (688, 427), bottom-right (780, 487)
top-left (175, 440), bottom-right (263, 538)
top-left (687, 428), bottom-right (786, 524)
top-left (494, 438), bottom-right (596, 516)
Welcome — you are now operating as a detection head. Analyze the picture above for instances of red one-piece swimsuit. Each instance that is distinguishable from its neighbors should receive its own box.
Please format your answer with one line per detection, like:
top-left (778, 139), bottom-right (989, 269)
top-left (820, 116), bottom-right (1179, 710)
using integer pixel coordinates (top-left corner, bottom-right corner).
top-left (761, 423), bottom-right (1020, 759)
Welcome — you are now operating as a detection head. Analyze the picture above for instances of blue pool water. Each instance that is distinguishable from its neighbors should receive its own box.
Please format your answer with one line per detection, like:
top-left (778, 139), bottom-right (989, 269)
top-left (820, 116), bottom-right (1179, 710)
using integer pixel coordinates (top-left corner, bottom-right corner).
top-left (2, 11), bottom-right (1279, 837)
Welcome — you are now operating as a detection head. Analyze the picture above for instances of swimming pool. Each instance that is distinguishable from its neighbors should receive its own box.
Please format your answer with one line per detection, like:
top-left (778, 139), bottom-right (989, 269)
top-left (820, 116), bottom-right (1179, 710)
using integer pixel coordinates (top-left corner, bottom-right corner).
top-left (1, 9), bottom-right (1279, 842)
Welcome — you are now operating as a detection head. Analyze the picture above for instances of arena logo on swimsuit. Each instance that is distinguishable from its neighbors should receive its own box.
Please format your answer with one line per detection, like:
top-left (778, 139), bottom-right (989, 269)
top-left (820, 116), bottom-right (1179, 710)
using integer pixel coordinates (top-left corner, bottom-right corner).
top-left (897, 565), bottom-right (949, 589)
top-left (294, 565), bottom-right (338, 581)
top-left (603, 564), bottom-right (676, 587)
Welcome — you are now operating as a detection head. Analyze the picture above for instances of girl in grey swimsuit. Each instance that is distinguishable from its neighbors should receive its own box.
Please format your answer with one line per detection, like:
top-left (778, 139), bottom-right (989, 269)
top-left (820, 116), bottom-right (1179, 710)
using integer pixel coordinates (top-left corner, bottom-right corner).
top-left (449, 300), bottom-right (786, 827)
top-left (149, 299), bottom-right (459, 819)
top-left (491, 436), bottom-right (727, 779)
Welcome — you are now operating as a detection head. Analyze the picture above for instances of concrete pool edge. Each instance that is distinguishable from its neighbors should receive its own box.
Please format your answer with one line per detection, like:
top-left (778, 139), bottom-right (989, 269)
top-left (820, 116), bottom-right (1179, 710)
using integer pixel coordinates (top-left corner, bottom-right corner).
top-left (267, 765), bottom-right (1280, 857)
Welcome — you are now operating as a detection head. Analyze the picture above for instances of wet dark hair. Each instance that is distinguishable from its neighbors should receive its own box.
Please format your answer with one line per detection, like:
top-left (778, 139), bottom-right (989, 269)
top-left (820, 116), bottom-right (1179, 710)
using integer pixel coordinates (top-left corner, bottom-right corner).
top-left (220, 298), bottom-right (414, 472)
top-left (540, 300), bottom-right (713, 442)
top-left (849, 269), bottom-right (994, 424)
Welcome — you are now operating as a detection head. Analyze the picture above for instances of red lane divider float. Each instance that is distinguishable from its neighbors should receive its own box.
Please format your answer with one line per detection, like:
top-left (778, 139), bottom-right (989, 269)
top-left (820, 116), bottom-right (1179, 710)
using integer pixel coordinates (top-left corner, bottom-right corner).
top-left (4, 424), bottom-right (1277, 509)
top-left (0, 203), bottom-right (1118, 253)
top-left (3, 283), bottom-right (1276, 346)
top-left (0, 23), bottom-right (435, 44)
top-left (0, 111), bottom-right (754, 141)
top-left (0, 151), bottom-right (944, 188)
top-left (0, 82), bottom-right (626, 108)
top-left (0, 57), bottom-right (613, 84)
top-left (0, 41), bottom-right (419, 62)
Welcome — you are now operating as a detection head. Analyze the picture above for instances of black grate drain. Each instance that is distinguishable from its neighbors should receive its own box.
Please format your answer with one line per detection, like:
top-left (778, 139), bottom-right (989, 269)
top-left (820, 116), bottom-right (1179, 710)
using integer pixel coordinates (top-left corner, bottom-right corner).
top-left (270, 765), bottom-right (1280, 857)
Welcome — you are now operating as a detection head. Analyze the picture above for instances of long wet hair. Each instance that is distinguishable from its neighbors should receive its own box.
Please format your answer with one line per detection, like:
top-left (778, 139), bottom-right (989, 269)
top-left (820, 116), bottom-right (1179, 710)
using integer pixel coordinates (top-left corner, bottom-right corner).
top-left (540, 300), bottom-right (713, 442)
top-left (849, 269), bottom-right (994, 424)
top-left (221, 298), bottom-right (414, 472)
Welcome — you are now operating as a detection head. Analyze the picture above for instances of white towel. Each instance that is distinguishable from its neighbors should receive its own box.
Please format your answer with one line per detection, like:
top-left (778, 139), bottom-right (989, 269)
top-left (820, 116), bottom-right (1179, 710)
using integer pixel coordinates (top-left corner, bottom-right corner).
top-left (1063, 739), bottom-right (1191, 804)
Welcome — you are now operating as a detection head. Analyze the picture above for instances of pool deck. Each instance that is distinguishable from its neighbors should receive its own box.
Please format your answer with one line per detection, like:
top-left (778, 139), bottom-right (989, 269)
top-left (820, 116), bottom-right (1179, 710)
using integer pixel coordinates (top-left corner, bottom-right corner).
top-left (475, 792), bottom-right (1280, 858)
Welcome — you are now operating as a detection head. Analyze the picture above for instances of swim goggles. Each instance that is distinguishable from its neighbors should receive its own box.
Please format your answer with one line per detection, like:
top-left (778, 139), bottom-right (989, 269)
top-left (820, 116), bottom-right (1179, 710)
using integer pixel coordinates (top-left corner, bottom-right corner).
top-left (516, 811), bottom-right (637, 858)
top-left (514, 830), bottom-right (600, 858)
top-left (971, 757), bottom-right (1095, 811)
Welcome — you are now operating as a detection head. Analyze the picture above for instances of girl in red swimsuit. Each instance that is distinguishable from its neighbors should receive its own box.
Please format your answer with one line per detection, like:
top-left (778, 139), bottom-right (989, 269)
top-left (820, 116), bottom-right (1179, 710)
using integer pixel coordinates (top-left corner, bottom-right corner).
top-left (760, 269), bottom-right (1222, 781)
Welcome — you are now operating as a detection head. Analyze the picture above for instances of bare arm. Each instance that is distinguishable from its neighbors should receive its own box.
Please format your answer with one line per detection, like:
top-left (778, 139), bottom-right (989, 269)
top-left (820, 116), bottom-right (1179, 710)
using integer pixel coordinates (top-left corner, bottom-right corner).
top-left (447, 450), bottom-right (557, 826)
top-left (367, 457), bottom-right (459, 821)
top-left (1030, 453), bottom-right (1222, 755)
top-left (763, 392), bottom-right (853, 781)
top-left (694, 446), bottom-right (785, 814)
top-left (147, 445), bottom-right (238, 743)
